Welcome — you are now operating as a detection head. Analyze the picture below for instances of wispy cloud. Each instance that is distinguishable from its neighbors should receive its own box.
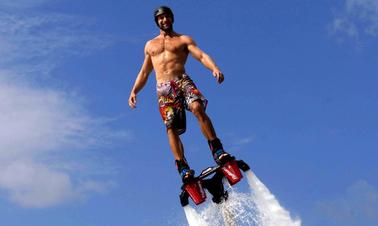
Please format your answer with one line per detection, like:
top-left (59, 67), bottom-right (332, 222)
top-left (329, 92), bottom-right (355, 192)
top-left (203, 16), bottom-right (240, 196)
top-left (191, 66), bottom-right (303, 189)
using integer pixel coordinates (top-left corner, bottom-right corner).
top-left (0, 160), bottom-right (116, 208)
top-left (329, 0), bottom-right (378, 42)
top-left (0, 69), bottom-right (127, 208)
top-left (0, 0), bottom-right (51, 10)
top-left (0, 1), bottom-right (129, 208)
top-left (316, 180), bottom-right (378, 225)
top-left (224, 133), bottom-right (256, 152)
top-left (0, 75), bottom-right (131, 159)
top-left (0, 11), bottom-right (113, 76)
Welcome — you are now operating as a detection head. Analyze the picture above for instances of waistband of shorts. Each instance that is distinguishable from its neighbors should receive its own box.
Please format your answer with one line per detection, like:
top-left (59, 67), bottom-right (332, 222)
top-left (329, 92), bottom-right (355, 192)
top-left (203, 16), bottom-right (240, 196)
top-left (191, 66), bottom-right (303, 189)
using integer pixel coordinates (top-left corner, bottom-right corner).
top-left (156, 73), bottom-right (189, 87)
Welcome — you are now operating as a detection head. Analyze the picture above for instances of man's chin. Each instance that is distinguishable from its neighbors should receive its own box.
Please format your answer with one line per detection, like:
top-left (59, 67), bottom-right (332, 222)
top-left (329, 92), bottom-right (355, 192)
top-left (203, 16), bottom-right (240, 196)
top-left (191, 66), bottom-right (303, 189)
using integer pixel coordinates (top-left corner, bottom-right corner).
top-left (160, 25), bottom-right (173, 32)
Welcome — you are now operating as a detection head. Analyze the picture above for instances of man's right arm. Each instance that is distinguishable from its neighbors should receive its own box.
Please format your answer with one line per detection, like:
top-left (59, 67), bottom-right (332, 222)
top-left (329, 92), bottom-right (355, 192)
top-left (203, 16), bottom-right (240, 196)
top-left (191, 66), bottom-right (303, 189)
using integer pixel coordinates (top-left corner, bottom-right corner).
top-left (129, 44), bottom-right (153, 109)
top-left (185, 36), bottom-right (224, 84)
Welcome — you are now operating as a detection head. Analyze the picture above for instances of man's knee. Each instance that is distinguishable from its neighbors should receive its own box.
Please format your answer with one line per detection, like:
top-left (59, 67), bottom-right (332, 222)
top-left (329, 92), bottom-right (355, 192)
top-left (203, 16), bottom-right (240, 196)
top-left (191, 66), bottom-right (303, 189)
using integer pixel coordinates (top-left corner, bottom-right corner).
top-left (167, 127), bottom-right (179, 136)
top-left (190, 101), bottom-right (206, 118)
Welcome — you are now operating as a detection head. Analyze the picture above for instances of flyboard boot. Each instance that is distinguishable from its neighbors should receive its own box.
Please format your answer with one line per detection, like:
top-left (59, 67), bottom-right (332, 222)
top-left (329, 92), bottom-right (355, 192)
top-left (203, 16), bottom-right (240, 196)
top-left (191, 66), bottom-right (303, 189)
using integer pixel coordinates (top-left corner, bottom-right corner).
top-left (179, 138), bottom-right (250, 207)
top-left (177, 159), bottom-right (207, 206)
top-left (176, 159), bottom-right (194, 183)
top-left (210, 138), bottom-right (244, 185)
top-left (209, 138), bottom-right (233, 165)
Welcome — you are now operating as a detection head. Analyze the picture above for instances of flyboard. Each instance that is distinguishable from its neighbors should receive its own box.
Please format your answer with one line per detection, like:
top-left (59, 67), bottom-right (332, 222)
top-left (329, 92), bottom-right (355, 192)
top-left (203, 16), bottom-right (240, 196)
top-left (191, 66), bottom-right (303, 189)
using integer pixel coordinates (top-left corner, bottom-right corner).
top-left (180, 157), bottom-right (301, 226)
top-left (179, 156), bottom-right (250, 206)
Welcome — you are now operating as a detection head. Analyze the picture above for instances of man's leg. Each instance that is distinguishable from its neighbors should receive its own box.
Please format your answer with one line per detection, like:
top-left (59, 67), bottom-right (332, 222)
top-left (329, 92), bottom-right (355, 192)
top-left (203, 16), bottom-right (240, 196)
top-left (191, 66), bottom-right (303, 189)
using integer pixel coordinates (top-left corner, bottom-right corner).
top-left (190, 100), bottom-right (231, 164)
top-left (190, 100), bottom-right (217, 140)
top-left (167, 127), bottom-right (185, 160)
top-left (167, 127), bottom-right (194, 182)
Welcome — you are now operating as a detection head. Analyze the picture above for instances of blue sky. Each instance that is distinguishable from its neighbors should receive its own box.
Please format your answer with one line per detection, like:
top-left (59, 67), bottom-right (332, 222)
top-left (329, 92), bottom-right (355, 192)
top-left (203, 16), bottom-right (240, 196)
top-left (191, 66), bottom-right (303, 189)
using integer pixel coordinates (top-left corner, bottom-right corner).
top-left (0, 0), bottom-right (378, 225)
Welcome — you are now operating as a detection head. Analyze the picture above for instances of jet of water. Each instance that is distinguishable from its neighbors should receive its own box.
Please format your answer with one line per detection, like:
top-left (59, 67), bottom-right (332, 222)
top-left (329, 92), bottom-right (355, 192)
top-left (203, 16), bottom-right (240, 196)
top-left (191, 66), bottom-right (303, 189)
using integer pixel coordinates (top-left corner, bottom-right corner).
top-left (183, 170), bottom-right (301, 226)
top-left (246, 170), bottom-right (301, 226)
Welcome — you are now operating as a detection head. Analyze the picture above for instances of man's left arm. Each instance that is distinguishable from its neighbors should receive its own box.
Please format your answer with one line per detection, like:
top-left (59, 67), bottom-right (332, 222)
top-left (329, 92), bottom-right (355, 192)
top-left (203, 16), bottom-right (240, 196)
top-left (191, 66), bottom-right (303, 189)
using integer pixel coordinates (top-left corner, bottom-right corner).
top-left (185, 36), bottom-right (224, 84)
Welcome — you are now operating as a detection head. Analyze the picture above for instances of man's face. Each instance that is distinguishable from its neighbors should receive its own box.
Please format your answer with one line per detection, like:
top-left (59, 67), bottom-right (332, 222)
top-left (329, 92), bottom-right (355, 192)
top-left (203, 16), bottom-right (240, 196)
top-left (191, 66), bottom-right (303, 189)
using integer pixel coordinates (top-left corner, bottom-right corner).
top-left (157, 13), bottom-right (173, 31)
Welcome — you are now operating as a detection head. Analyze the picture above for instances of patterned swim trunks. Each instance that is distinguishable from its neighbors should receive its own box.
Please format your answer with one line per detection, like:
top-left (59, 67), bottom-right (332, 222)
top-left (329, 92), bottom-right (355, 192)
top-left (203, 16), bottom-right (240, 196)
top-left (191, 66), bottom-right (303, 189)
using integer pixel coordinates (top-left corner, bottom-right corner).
top-left (157, 74), bottom-right (208, 135)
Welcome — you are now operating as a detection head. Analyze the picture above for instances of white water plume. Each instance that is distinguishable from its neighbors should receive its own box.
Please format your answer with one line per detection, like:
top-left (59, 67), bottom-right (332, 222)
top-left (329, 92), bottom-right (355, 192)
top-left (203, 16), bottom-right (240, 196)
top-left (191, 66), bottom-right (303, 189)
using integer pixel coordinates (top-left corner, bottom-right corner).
top-left (246, 170), bottom-right (301, 226)
top-left (183, 205), bottom-right (209, 226)
top-left (183, 170), bottom-right (301, 226)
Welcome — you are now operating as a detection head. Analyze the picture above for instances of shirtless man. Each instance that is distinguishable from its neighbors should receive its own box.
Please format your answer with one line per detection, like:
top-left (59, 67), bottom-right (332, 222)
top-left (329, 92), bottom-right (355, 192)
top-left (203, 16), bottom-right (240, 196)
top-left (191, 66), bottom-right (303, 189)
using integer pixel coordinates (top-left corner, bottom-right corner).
top-left (129, 6), bottom-right (232, 183)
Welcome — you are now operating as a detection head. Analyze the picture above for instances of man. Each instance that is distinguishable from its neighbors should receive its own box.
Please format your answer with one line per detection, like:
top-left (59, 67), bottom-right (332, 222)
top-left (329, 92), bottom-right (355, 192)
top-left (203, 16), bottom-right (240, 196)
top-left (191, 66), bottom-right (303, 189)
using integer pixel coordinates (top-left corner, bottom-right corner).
top-left (129, 6), bottom-right (232, 183)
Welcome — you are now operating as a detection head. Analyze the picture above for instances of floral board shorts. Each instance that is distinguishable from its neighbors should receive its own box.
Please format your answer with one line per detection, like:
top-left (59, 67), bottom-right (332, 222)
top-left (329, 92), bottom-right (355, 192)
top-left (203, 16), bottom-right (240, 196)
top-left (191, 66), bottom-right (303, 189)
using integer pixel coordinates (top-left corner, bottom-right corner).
top-left (157, 74), bottom-right (208, 135)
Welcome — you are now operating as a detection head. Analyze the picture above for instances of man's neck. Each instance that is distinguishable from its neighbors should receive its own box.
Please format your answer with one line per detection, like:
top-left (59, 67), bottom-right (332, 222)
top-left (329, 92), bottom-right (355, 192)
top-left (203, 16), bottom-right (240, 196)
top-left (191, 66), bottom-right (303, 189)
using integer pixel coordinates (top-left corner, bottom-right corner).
top-left (160, 29), bottom-right (175, 37)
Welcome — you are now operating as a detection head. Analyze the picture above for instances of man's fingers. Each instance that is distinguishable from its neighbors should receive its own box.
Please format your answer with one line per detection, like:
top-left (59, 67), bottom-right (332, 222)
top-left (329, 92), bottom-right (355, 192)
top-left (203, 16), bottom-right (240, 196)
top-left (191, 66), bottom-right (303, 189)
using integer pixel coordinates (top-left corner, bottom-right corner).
top-left (128, 100), bottom-right (134, 108)
top-left (213, 71), bottom-right (224, 84)
top-left (217, 73), bottom-right (224, 83)
top-left (128, 96), bottom-right (137, 108)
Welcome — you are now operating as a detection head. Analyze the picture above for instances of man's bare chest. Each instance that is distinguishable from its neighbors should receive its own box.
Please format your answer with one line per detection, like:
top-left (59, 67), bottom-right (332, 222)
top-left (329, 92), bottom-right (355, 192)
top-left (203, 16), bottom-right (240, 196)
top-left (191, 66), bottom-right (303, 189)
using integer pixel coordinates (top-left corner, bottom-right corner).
top-left (149, 39), bottom-right (187, 56)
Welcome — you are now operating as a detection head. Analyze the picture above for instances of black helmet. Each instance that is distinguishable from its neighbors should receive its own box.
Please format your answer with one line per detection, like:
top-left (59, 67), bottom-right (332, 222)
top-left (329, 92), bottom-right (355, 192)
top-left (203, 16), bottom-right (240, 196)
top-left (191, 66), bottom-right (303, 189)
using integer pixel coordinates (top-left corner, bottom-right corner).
top-left (154, 6), bottom-right (174, 25)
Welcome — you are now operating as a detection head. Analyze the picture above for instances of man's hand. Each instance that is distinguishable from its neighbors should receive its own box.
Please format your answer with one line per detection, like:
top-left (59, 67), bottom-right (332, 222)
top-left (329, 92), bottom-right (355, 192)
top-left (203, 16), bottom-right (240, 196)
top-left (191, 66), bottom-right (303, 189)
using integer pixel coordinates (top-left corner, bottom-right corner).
top-left (128, 92), bottom-right (137, 109)
top-left (213, 69), bottom-right (224, 84)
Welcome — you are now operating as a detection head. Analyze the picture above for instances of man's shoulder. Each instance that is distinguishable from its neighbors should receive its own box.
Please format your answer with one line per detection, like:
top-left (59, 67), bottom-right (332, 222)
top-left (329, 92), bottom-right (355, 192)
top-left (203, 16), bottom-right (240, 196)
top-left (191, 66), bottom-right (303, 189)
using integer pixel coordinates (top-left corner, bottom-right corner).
top-left (178, 34), bottom-right (193, 40)
top-left (145, 36), bottom-right (160, 50)
top-left (146, 36), bottom-right (160, 44)
top-left (177, 34), bottom-right (195, 44)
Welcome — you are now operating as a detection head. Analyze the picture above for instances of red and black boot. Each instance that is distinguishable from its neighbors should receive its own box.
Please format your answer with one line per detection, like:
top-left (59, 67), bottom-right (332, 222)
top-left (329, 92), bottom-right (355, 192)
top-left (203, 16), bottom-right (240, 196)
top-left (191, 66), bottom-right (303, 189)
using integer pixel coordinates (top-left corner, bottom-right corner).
top-left (209, 138), bottom-right (232, 165)
top-left (176, 159), bottom-right (194, 183)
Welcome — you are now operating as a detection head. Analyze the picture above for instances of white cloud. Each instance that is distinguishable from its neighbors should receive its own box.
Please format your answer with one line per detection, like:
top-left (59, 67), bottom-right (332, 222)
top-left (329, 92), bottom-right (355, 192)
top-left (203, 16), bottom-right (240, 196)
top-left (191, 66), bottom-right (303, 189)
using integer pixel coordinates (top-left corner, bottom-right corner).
top-left (0, 160), bottom-right (73, 208)
top-left (0, 0), bottom-right (51, 10)
top-left (0, 160), bottom-right (115, 208)
top-left (0, 75), bottom-right (130, 159)
top-left (317, 180), bottom-right (378, 225)
top-left (332, 17), bottom-right (359, 39)
top-left (0, 73), bottom-right (129, 208)
top-left (0, 11), bottom-right (113, 76)
top-left (234, 135), bottom-right (256, 146)
top-left (0, 1), bottom-right (129, 208)
top-left (225, 134), bottom-right (256, 152)
top-left (330, 0), bottom-right (378, 41)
